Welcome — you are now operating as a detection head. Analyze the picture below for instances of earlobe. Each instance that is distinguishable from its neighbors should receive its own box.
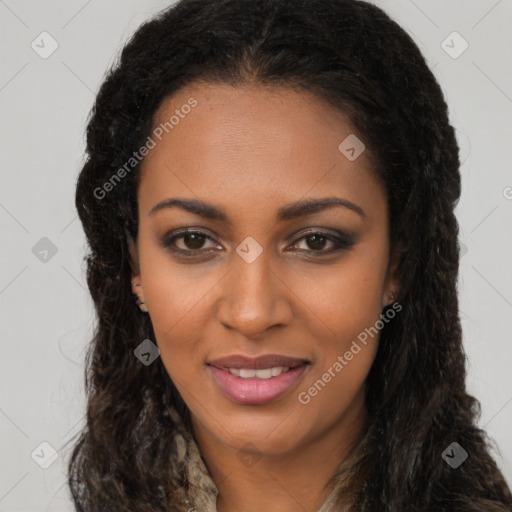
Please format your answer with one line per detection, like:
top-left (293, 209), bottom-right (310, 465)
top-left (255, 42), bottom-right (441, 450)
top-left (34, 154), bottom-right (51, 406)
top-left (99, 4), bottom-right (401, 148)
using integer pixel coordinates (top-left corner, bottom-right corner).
top-left (132, 281), bottom-right (149, 313)
top-left (383, 290), bottom-right (397, 308)
top-left (383, 271), bottom-right (401, 307)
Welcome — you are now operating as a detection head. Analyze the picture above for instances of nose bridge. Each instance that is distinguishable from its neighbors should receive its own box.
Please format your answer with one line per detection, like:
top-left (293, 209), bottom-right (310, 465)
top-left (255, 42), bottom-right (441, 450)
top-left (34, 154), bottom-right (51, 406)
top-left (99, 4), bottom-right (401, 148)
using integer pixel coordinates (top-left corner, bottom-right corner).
top-left (217, 245), bottom-right (291, 337)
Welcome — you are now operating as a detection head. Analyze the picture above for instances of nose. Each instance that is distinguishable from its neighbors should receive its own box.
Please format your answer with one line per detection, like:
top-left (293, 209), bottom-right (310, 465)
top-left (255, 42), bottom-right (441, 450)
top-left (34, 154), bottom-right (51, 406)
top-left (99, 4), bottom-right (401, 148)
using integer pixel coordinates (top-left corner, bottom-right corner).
top-left (216, 251), bottom-right (293, 340)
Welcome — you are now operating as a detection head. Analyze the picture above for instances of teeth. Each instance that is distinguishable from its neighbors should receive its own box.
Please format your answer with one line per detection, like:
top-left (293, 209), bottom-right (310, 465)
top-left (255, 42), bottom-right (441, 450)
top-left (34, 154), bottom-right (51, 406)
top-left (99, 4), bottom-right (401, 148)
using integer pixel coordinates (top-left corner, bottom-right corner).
top-left (228, 367), bottom-right (290, 379)
top-left (239, 369), bottom-right (256, 378)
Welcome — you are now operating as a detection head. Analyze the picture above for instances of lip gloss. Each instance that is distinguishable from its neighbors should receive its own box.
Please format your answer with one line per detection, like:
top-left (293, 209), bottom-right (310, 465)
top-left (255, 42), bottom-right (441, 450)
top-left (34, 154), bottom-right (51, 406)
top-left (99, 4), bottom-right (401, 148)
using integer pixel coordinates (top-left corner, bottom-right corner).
top-left (208, 365), bottom-right (308, 405)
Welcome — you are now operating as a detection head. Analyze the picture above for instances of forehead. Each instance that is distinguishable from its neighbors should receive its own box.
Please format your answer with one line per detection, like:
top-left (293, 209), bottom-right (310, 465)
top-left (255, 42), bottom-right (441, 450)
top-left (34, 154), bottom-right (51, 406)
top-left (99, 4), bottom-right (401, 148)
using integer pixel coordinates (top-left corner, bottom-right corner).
top-left (138, 82), bottom-right (384, 221)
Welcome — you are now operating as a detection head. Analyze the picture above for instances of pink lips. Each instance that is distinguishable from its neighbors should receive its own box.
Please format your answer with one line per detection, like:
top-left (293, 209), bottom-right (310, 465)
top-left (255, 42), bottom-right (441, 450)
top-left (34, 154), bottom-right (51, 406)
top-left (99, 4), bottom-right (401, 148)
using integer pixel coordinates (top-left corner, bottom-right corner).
top-left (207, 354), bottom-right (310, 405)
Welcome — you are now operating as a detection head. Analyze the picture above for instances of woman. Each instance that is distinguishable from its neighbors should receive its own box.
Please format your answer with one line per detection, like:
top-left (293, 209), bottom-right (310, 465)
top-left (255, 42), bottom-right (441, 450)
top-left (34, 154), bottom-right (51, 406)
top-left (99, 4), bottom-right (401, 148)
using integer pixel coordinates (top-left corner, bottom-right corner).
top-left (69, 0), bottom-right (512, 510)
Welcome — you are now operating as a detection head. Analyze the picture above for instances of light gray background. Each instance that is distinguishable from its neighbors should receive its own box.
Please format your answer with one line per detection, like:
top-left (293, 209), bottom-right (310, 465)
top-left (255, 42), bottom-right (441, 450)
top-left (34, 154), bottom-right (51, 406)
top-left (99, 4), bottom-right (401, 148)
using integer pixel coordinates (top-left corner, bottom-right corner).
top-left (0, 1), bottom-right (511, 510)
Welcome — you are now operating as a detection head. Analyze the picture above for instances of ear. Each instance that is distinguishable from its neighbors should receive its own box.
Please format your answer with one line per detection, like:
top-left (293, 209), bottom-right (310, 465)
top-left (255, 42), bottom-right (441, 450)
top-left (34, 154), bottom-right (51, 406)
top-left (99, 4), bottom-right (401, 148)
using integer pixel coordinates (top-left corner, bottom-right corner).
top-left (127, 232), bottom-right (141, 280)
top-left (382, 245), bottom-right (402, 308)
top-left (125, 231), bottom-right (144, 286)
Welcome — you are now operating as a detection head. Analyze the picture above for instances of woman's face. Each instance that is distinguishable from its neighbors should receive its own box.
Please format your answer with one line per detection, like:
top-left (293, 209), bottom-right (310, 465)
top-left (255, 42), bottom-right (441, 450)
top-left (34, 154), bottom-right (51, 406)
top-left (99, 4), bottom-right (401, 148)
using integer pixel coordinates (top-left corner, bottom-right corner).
top-left (129, 82), bottom-right (398, 456)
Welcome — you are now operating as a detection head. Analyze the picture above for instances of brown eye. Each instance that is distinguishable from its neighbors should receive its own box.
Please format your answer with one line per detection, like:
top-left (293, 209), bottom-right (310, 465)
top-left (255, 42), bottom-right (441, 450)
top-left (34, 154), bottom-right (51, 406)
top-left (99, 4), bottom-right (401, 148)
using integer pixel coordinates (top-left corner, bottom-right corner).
top-left (288, 231), bottom-right (354, 254)
top-left (161, 230), bottom-right (219, 255)
top-left (161, 228), bottom-right (354, 259)
top-left (302, 234), bottom-right (331, 251)
top-left (178, 232), bottom-right (207, 250)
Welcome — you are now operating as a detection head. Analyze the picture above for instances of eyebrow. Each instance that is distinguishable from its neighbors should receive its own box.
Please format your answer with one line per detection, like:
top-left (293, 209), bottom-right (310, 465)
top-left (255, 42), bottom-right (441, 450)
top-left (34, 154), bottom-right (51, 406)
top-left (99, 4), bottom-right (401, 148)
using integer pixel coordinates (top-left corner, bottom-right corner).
top-left (148, 196), bottom-right (366, 222)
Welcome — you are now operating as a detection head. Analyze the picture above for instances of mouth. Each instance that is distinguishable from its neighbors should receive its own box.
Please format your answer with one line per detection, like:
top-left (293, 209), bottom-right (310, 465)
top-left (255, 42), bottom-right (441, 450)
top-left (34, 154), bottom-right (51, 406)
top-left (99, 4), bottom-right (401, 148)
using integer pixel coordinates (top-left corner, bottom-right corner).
top-left (207, 354), bottom-right (311, 405)
top-left (208, 353), bottom-right (310, 371)
top-left (219, 366), bottom-right (296, 379)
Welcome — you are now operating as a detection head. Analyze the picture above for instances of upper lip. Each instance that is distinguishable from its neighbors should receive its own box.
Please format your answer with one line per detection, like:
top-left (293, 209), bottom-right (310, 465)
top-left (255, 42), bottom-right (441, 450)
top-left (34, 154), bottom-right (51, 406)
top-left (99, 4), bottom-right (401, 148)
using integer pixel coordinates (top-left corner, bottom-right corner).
top-left (208, 354), bottom-right (310, 370)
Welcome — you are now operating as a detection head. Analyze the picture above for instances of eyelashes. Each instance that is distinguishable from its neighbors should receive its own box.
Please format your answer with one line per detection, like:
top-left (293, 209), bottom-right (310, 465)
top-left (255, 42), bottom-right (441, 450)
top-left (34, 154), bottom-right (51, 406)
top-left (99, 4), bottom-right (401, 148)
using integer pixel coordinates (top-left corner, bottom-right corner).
top-left (160, 228), bottom-right (355, 258)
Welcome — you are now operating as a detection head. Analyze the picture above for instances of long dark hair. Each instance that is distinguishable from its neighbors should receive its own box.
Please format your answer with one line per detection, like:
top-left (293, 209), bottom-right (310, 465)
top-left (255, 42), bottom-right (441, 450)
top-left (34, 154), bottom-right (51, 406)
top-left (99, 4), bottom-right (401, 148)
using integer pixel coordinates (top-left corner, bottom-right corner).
top-left (70, 0), bottom-right (512, 510)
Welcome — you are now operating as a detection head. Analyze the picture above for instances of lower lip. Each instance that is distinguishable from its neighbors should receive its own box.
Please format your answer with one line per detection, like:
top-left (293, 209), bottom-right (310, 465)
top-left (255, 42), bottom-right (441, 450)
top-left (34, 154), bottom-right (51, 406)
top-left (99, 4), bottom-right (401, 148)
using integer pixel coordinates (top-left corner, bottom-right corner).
top-left (208, 365), bottom-right (308, 405)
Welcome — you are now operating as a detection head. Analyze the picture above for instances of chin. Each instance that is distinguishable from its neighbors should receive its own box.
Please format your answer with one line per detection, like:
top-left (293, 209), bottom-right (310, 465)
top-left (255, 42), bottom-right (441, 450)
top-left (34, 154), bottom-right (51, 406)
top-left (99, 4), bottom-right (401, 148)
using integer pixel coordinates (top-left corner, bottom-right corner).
top-left (214, 414), bottom-right (308, 455)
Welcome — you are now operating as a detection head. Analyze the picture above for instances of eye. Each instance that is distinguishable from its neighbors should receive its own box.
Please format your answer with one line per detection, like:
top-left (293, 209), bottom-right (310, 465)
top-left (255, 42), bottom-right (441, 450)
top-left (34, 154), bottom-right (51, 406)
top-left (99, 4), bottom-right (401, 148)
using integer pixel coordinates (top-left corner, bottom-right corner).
top-left (287, 231), bottom-right (355, 254)
top-left (161, 229), bottom-right (220, 255)
top-left (160, 228), bottom-right (354, 258)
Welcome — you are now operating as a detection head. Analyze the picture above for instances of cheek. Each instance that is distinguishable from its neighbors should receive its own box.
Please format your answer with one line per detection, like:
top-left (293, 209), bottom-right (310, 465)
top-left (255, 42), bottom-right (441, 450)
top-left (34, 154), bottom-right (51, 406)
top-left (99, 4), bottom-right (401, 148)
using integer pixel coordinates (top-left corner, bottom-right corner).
top-left (308, 297), bottom-right (381, 388)
top-left (294, 261), bottom-right (384, 424)
top-left (138, 223), bottom-right (221, 326)
top-left (136, 240), bottom-right (218, 381)
top-left (289, 252), bottom-right (387, 346)
top-left (293, 250), bottom-right (387, 404)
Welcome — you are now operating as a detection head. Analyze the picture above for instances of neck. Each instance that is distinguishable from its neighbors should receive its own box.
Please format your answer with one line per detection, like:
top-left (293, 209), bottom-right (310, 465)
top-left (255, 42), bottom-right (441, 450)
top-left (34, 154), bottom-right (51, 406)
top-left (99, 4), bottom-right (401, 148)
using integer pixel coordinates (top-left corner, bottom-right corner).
top-left (191, 393), bottom-right (366, 512)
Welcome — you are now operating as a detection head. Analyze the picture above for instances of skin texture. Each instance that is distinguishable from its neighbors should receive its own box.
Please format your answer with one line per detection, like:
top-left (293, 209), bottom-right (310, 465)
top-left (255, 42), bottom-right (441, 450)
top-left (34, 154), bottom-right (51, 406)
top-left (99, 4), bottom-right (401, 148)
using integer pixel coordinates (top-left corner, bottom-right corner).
top-left (128, 82), bottom-right (399, 512)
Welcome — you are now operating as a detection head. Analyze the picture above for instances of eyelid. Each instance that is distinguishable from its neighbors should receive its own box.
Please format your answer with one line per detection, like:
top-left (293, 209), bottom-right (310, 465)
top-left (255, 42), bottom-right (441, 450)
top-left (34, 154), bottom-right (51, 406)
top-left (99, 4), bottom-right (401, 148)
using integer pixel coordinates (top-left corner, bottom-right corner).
top-left (287, 227), bottom-right (355, 245)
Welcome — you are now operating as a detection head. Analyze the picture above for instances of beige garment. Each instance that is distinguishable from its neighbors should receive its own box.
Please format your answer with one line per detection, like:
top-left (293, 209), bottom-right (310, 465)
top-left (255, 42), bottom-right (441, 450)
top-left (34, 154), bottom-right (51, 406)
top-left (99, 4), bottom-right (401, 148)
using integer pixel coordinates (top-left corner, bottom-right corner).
top-left (168, 407), bottom-right (341, 512)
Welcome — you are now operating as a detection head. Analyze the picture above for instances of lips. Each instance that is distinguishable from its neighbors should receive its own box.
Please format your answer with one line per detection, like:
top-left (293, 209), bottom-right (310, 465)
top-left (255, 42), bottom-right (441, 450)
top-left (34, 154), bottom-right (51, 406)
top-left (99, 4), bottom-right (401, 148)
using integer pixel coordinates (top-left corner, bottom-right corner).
top-left (208, 354), bottom-right (309, 370)
top-left (207, 353), bottom-right (311, 405)
top-left (208, 364), bottom-right (309, 405)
